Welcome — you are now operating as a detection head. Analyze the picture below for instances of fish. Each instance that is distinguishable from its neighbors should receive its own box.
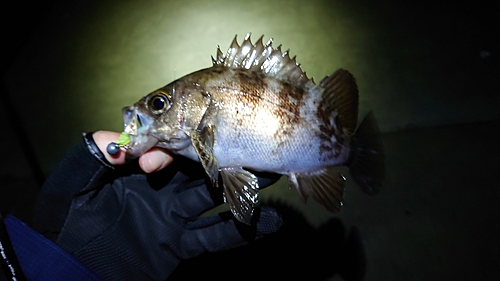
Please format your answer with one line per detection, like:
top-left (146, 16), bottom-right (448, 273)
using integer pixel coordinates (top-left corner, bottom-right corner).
top-left (121, 33), bottom-right (385, 224)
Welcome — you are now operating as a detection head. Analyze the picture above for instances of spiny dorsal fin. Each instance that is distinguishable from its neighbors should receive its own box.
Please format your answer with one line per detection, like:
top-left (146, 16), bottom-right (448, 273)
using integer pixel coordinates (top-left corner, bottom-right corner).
top-left (319, 69), bottom-right (359, 136)
top-left (212, 33), bottom-right (314, 88)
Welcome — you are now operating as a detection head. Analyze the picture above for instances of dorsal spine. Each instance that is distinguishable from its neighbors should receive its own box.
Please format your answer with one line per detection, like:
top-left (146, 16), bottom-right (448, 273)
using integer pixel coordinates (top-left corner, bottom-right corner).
top-left (212, 33), bottom-right (314, 88)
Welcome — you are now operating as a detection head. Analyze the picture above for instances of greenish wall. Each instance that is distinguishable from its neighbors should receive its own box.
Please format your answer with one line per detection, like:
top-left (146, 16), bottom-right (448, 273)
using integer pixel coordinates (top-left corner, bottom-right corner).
top-left (4, 0), bottom-right (497, 173)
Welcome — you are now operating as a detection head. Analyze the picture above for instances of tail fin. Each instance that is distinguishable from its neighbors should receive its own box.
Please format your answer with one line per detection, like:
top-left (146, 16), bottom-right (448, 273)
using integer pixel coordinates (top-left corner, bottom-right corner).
top-left (349, 112), bottom-right (385, 195)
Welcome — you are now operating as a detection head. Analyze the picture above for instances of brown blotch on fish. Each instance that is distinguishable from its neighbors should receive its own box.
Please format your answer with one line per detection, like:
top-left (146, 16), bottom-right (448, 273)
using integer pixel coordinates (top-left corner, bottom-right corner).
top-left (271, 82), bottom-right (305, 146)
top-left (234, 68), bottom-right (268, 96)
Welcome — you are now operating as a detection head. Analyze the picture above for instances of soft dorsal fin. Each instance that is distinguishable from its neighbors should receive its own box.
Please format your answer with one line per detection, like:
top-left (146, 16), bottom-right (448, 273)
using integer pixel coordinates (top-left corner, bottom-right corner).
top-left (319, 69), bottom-right (359, 136)
top-left (212, 33), bottom-right (314, 88)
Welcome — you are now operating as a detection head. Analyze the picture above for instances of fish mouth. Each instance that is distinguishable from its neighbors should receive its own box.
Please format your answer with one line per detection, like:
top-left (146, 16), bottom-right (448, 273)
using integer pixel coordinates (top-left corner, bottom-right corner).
top-left (123, 106), bottom-right (143, 136)
top-left (122, 106), bottom-right (159, 158)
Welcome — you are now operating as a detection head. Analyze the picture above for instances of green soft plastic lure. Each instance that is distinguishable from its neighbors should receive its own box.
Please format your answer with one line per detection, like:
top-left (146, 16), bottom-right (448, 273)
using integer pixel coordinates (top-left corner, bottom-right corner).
top-left (116, 132), bottom-right (131, 147)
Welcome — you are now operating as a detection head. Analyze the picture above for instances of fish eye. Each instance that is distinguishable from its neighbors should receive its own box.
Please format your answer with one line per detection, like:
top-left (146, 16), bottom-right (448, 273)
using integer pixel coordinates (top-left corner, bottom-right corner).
top-left (152, 96), bottom-right (166, 110)
top-left (148, 92), bottom-right (171, 114)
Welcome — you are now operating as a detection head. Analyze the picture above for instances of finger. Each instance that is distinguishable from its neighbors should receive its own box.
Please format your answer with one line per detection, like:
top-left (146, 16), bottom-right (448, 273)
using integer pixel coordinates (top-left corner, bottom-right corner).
top-left (178, 206), bottom-right (282, 258)
top-left (139, 148), bottom-right (174, 173)
top-left (170, 177), bottom-right (220, 218)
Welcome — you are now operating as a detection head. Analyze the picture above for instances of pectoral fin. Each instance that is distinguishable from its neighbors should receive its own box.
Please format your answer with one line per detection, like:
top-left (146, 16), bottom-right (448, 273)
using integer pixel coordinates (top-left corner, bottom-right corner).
top-left (289, 169), bottom-right (346, 213)
top-left (220, 167), bottom-right (259, 224)
top-left (190, 124), bottom-right (219, 185)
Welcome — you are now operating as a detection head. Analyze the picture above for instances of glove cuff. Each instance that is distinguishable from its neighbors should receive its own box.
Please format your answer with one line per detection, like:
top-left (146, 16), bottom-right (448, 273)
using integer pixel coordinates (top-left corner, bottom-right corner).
top-left (82, 132), bottom-right (114, 169)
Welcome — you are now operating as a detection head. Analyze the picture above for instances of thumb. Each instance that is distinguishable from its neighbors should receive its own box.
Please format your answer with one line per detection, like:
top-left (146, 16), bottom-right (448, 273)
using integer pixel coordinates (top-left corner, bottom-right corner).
top-left (139, 148), bottom-right (173, 173)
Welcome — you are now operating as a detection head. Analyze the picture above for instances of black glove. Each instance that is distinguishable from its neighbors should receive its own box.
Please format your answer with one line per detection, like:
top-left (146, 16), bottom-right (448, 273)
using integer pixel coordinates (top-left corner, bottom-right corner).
top-left (33, 133), bottom-right (282, 281)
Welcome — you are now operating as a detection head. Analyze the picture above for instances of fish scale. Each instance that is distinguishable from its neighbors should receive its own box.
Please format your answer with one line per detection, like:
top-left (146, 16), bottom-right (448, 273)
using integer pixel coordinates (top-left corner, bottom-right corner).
top-left (120, 34), bottom-right (385, 224)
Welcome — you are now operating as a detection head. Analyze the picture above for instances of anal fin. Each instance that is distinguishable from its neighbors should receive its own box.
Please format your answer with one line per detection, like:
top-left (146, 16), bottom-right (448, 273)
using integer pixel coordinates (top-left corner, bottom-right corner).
top-left (220, 167), bottom-right (259, 224)
top-left (289, 169), bottom-right (346, 213)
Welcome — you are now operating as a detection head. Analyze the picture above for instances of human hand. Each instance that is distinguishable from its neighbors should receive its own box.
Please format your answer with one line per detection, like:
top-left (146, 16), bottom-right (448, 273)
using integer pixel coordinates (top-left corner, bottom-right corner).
top-left (92, 130), bottom-right (173, 173)
top-left (59, 131), bottom-right (284, 279)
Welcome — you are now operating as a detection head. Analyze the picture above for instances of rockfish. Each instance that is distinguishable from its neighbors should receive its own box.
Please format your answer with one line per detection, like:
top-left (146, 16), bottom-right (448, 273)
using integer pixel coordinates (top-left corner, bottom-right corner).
top-left (121, 34), bottom-right (384, 224)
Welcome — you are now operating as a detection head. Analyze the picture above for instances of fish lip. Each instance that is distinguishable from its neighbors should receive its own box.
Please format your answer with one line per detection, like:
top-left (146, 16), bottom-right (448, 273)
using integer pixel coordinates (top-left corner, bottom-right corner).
top-left (121, 105), bottom-right (159, 158)
top-left (122, 106), bottom-right (141, 136)
top-left (126, 134), bottom-right (158, 158)
top-left (122, 105), bottom-right (156, 135)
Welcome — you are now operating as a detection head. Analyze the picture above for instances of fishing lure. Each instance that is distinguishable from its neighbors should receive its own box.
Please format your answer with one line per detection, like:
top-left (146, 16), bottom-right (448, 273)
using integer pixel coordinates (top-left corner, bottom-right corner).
top-left (107, 132), bottom-right (130, 155)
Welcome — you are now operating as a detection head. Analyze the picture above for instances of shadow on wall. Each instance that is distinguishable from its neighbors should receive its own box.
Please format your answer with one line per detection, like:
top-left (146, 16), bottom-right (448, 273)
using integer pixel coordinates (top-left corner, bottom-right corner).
top-left (170, 200), bottom-right (367, 281)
